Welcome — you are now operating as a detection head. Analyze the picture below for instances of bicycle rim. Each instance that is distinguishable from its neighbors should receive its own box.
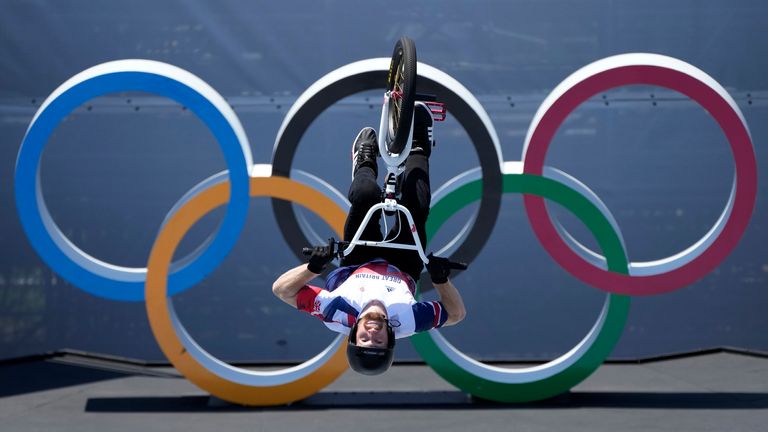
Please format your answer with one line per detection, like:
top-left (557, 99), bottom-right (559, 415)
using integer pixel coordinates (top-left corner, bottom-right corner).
top-left (386, 36), bottom-right (416, 154)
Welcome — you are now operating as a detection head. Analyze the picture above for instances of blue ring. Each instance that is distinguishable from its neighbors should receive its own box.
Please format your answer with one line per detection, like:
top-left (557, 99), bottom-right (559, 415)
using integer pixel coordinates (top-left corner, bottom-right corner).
top-left (15, 69), bottom-right (250, 301)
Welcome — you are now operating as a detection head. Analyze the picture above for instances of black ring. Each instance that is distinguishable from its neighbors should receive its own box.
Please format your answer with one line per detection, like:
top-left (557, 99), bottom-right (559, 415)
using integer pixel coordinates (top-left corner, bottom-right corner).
top-left (271, 62), bottom-right (503, 279)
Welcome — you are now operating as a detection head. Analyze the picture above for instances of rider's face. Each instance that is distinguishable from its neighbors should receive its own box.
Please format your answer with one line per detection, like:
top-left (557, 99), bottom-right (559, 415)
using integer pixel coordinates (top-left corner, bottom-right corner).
top-left (355, 310), bottom-right (389, 349)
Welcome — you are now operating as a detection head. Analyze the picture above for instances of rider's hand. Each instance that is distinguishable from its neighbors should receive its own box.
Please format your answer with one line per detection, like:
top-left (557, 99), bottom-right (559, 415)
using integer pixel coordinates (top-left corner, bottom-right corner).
top-left (307, 238), bottom-right (335, 274)
top-left (427, 253), bottom-right (451, 284)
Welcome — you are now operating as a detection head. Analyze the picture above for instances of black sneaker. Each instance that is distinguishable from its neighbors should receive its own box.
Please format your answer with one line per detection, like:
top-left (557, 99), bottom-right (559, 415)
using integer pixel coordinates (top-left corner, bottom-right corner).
top-left (351, 127), bottom-right (379, 179)
top-left (410, 101), bottom-right (433, 158)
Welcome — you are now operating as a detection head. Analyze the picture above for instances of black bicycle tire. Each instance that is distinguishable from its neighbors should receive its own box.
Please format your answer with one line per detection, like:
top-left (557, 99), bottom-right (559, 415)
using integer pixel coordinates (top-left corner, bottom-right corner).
top-left (385, 36), bottom-right (417, 155)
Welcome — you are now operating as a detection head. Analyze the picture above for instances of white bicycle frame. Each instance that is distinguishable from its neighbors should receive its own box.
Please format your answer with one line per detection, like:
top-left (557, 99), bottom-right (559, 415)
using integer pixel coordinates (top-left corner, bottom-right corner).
top-left (340, 91), bottom-right (431, 264)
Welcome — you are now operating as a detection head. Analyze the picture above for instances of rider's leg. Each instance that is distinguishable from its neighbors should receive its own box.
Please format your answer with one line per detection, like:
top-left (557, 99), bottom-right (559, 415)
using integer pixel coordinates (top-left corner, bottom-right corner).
top-left (341, 127), bottom-right (383, 267)
top-left (384, 153), bottom-right (430, 280)
top-left (384, 102), bottom-right (433, 280)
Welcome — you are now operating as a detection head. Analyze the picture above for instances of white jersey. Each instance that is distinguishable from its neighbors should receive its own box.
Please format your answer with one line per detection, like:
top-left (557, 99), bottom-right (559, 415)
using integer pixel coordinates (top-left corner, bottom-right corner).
top-left (296, 260), bottom-right (448, 338)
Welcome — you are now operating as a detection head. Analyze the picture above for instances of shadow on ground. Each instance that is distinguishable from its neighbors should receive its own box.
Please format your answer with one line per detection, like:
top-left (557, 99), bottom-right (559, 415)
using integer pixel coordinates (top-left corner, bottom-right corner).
top-left (0, 354), bottom-right (176, 398)
top-left (84, 390), bottom-right (768, 412)
top-left (0, 360), bottom-right (127, 398)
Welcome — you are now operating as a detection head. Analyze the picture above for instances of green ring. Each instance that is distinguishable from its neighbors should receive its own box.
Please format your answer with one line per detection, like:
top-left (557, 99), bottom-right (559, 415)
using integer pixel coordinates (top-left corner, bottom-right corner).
top-left (410, 173), bottom-right (631, 402)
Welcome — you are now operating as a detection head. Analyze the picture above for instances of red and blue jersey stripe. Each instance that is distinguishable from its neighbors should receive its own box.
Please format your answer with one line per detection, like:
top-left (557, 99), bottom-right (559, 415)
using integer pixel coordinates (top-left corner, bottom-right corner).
top-left (412, 301), bottom-right (448, 332)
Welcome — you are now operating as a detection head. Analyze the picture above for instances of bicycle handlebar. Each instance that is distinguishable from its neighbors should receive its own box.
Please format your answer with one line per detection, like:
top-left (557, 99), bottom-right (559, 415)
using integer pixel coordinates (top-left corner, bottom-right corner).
top-left (301, 241), bottom-right (468, 270)
top-left (302, 240), bottom-right (348, 258)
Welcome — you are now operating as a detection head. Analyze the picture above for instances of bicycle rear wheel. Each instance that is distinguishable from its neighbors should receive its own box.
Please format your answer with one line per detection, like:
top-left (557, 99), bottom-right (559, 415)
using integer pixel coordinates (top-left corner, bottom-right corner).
top-left (385, 36), bottom-right (416, 155)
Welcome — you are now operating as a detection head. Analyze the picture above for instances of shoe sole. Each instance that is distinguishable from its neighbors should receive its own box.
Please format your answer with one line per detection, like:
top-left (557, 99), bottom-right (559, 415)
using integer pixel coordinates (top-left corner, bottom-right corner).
top-left (351, 127), bottom-right (377, 180)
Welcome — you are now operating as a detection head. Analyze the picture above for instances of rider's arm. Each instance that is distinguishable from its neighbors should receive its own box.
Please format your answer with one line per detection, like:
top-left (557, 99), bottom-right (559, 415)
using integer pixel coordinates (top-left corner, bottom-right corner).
top-left (273, 242), bottom-right (335, 308)
top-left (433, 279), bottom-right (466, 326)
top-left (272, 263), bottom-right (318, 308)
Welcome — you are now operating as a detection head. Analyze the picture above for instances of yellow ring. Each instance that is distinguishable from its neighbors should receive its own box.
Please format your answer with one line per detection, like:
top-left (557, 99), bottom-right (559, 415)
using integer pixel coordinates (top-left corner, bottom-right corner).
top-left (146, 175), bottom-right (348, 406)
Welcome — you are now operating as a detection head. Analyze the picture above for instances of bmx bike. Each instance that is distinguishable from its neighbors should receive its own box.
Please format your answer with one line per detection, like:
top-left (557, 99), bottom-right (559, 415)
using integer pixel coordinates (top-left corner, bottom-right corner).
top-left (304, 37), bottom-right (466, 272)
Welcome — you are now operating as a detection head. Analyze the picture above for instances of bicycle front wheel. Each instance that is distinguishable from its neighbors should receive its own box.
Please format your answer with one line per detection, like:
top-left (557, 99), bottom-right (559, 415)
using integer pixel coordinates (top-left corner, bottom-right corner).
top-left (385, 36), bottom-right (416, 155)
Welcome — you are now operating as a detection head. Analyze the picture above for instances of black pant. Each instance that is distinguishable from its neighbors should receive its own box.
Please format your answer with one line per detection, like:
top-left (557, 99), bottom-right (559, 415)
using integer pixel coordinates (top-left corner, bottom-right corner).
top-left (341, 154), bottom-right (431, 282)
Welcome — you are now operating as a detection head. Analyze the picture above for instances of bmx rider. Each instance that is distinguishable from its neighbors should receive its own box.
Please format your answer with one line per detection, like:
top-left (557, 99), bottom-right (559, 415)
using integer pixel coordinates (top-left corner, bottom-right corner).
top-left (272, 102), bottom-right (467, 375)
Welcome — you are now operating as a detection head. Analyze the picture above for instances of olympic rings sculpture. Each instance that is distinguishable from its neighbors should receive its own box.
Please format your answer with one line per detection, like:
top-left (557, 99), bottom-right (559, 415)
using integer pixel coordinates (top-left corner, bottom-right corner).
top-left (14, 53), bottom-right (755, 406)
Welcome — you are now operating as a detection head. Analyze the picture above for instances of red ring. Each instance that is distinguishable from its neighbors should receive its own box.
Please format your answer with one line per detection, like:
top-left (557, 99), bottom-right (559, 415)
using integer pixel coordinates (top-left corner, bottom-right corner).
top-left (523, 58), bottom-right (757, 295)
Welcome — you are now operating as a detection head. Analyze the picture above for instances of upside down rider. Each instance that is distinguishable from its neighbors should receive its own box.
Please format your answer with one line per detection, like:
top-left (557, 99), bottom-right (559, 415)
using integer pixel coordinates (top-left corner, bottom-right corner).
top-left (272, 101), bottom-right (467, 375)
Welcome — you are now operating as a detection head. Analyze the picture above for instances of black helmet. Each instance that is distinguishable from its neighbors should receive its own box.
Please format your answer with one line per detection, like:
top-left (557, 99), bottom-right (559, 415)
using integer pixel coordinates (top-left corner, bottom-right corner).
top-left (346, 319), bottom-right (396, 376)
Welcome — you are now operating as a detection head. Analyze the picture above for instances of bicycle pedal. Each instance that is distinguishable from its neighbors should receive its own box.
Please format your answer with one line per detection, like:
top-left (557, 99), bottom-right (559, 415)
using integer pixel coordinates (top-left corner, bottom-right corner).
top-left (424, 101), bottom-right (446, 121)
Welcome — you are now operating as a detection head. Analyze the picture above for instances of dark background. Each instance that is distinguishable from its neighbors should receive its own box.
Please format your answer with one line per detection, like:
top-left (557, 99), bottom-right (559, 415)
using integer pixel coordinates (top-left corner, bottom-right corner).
top-left (0, 0), bottom-right (766, 363)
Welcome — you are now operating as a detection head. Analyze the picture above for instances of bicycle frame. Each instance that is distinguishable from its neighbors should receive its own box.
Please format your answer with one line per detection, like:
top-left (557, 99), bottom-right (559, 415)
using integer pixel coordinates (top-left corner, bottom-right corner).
top-left (340, 91), bottom-right (429, 264)
top-left (341, 202), bottom-right (430, 264)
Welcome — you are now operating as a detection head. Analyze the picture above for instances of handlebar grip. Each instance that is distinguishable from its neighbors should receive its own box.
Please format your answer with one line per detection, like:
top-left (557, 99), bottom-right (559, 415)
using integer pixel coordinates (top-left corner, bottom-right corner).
top-left (448, 261), bottom-right (468, 271)
top-left (303, 240), bottom-right (346, 258)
